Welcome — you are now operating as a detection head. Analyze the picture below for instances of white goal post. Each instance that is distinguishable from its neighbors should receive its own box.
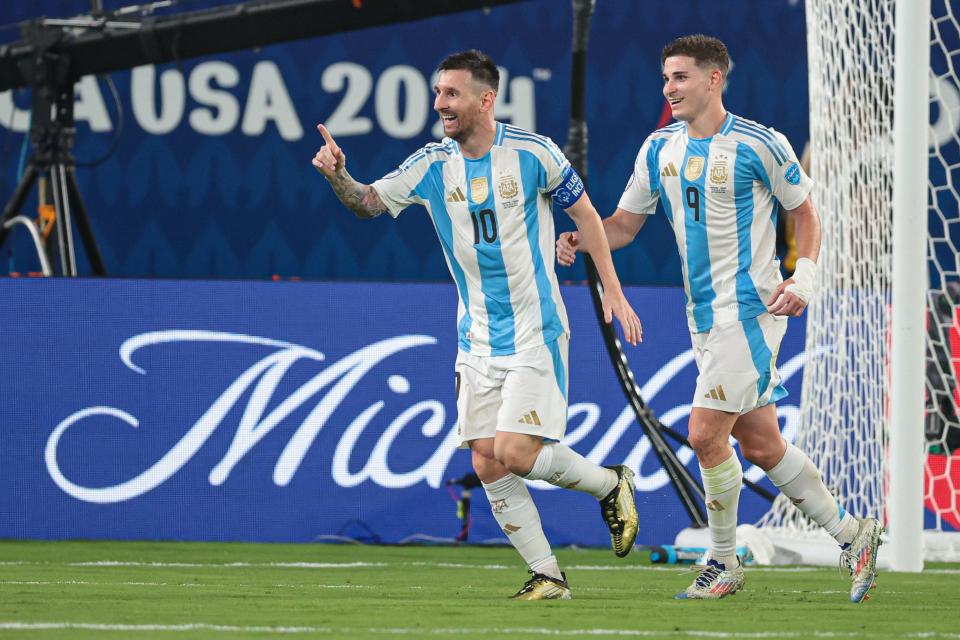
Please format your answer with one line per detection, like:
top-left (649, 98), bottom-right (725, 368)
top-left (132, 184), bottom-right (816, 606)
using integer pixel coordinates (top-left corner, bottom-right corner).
top-left (889, 0), bottom-right (929, 574)
top-left (754, 0), bottom-right (960, 568)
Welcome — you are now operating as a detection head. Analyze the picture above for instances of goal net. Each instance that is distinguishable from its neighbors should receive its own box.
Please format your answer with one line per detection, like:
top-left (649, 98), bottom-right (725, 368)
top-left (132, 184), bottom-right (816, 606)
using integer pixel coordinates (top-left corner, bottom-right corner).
top-left (755, 0), bottom-right (960, 563)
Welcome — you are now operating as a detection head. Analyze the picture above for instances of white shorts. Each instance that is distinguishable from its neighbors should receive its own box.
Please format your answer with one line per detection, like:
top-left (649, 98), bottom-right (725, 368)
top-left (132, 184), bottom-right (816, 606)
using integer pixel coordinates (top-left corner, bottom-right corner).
top-left (691, 313), bottom-right (789, 414)
top-left (455, 335), bottom-right (569, 448)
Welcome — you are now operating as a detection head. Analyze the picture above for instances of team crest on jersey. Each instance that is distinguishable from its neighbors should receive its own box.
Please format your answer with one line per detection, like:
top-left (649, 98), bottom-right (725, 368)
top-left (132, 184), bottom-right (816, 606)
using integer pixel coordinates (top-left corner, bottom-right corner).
top-left (497, 174), bottom-right (519, 199)
top-left (710, 155), bottom-right (728, 185)
top-left (469, 177), bottom-right (489, 204)
top-left (684, 156), bottom-right (705, 181)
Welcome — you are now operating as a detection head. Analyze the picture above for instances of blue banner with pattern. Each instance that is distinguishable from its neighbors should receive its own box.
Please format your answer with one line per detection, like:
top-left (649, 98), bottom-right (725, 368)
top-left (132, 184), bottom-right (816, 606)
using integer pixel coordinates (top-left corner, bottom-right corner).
top-left (0, 278), bottom-right (809, 545)
top-left (0, 0), bottom-right (817, 284)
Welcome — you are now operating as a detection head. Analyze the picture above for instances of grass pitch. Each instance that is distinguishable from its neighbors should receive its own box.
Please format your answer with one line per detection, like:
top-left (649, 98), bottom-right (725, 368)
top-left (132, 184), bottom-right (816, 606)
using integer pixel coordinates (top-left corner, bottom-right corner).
top-left (0, 540), bottom-right (956, 639)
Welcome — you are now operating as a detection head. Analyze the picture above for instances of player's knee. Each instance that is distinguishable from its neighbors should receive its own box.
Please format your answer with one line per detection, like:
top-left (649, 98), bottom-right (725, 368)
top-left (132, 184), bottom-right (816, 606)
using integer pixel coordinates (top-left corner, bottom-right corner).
top-left (472, 460), bottom-right (505, 484)
top-left (470, 441), bottom-right (505, 484)
top-left (492, 442), bottom-right (537, 477)
top-left (471, 454), bottom-right (502, 484)
top-left (740, 440), bottom-right (780, 471)
top-left (739, 443), bottom-right (765, 468)
top-left (686, 424), bottom-right (722, 459)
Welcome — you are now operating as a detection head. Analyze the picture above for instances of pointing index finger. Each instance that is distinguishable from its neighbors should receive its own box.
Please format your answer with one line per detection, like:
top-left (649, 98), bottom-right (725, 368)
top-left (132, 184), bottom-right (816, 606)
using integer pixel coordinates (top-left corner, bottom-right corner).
top-left (317, 123), bottom-right (338, 149)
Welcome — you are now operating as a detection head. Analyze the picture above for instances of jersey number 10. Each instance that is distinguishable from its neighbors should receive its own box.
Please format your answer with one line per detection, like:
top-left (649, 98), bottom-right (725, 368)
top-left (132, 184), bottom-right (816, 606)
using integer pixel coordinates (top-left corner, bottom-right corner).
top-left (470, 209), bottom-right (499, 244)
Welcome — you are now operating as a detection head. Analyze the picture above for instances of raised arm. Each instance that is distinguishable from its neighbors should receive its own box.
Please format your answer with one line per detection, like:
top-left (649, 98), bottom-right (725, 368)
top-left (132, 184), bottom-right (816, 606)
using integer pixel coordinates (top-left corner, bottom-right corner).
top-left (312, 124), bottom-right (387, 220)
top-left (563, 194), bottom-right (643, 345)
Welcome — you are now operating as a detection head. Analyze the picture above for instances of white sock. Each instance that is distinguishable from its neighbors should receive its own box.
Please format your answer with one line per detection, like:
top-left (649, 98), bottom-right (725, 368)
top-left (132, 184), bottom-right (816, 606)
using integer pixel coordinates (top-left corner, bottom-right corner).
top-left (482, 474), bottom-right (560, 579)
top-left (529, 555), bottom-right (562, 580)
top-left (766, 443), bottom-right (859, 545)
top-left (524, 443), bottom-right (618, 499)
top-left (701, 453), bottom-right (743, 566)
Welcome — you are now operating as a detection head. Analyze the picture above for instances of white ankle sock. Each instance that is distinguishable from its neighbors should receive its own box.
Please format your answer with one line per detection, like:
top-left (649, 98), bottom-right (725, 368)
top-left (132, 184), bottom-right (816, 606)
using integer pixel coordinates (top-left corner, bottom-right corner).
top-left (766, 443), bottom-right (858, 544)
top-left (701, 453), bottom-right (743, 563)
top-left (482, 474), bottom-right (557, 576)
top-left (529, 555), bottom-right (562, 580)
top-left (524, 443), bottom-right (617, 499)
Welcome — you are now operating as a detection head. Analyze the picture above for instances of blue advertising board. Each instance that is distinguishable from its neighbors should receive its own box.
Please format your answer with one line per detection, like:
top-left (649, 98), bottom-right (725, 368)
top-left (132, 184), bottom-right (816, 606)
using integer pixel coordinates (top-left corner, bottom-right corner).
top-left (0, 0), bottom-right (816, 284)
top-left (0, 278), bottom-right (808, 546)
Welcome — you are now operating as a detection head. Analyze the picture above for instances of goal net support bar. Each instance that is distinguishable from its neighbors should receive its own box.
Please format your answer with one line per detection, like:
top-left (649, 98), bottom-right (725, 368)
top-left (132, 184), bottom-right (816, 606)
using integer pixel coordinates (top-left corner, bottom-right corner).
top-left (754, 0), bottom-right (960, 568)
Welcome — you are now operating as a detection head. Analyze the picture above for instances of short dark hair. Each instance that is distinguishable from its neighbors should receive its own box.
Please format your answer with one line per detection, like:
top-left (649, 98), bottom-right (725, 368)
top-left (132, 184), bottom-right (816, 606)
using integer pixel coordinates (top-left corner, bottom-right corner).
top-left (662, 35), bottom-right (729, 76)
top-left (437, 49), bottom-right (500, 93)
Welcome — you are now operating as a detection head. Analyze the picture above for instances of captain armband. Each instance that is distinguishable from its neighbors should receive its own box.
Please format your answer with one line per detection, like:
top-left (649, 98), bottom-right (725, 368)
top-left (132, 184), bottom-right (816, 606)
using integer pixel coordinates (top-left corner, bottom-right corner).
top-left (785, 257), bottom-right (817, 303)
top-left (549, 165), bottom-right (585, 208)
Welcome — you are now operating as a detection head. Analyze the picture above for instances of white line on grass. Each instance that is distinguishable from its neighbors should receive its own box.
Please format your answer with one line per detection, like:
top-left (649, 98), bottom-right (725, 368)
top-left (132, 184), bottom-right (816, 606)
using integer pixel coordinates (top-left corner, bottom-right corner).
top-left (1, 559), bottom-right (957, 575)
top-left (0, 623), bottom-right (957, 638)
top-left (0, 580), bottom-right (373, 589)
top-left (68, 561), bottom-right (388, 568)
top-left (0, 561), bottom-right (774, 572)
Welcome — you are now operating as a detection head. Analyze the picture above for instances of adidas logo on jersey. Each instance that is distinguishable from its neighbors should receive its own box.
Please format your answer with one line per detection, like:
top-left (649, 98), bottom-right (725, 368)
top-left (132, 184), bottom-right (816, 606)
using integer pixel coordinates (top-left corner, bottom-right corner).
top-left (446, 187), bottom-right (466, 203)
top-left (660, 162), bottom-right (679, 177)
top-left (518, 410), bottom-right (541, 426)
top-left (704, 385), bottom-right (727, 401)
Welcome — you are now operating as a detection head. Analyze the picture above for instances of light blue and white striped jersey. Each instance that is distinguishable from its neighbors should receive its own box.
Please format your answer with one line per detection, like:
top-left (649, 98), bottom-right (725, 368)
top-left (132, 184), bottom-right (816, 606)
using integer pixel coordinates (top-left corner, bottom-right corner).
top-left (619, 113), bottom-right (813, 333)
top-left (372, 122), bottom-right (578, 356)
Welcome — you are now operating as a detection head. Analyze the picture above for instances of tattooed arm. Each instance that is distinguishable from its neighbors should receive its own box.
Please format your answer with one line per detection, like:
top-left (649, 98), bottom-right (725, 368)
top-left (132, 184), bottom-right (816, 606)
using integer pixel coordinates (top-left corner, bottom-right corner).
top-left (312, 124), bottom-right (387, 220)
top-left (324, 167), bottom-right (388, 220)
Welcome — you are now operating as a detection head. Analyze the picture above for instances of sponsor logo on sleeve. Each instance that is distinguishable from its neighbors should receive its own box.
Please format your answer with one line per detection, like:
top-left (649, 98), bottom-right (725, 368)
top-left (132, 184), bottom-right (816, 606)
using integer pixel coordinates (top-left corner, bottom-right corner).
top-left (784, 162), bottom-right (801, 185)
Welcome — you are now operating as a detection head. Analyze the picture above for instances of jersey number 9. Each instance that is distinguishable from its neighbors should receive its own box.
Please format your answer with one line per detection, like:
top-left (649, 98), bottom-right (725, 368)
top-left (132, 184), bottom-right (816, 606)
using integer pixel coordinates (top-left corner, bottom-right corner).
top-left (685, 186), bottom-right (701, 222)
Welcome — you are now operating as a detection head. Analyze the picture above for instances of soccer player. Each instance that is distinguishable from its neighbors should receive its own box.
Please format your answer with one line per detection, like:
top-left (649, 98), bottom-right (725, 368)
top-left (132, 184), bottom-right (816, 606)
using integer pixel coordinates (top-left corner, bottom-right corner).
top-left (312, 50), bottom-right (642, 601)
top-left (556, 35), bottom-right (883, 603)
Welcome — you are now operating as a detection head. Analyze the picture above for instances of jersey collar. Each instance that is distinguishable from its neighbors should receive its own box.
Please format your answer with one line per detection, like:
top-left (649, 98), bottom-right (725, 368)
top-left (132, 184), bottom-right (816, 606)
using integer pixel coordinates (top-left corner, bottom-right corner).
top-left (686, 112), bottom-right (737, 141)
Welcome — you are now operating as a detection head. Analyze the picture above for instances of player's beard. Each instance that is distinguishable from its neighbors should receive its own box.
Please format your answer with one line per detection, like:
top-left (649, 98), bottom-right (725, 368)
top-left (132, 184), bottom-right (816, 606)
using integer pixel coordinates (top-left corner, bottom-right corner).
top-left (443, 113), bottom-right (475, 143)
top-left (450, 127), bottom-right (473, 144)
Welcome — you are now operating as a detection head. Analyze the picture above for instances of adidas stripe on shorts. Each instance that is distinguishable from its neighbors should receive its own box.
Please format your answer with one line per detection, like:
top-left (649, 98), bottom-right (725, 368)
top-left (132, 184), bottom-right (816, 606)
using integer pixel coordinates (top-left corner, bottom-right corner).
top-left (454, 335), bottom-right (569, 447)
top-left (691, 312), bottom-right (788, 414)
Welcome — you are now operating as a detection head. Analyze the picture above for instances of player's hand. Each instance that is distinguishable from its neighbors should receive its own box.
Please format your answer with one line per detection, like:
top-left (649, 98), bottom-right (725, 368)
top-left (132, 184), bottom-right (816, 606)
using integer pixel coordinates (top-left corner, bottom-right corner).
top-left (767, 280), bottom-right (807, 317)
top-left (603, 288), bottom-right (643, 346)
top-left (556, 231), bottom-right (579, 267)
top-left (312, 124), bottom-right (347, 179)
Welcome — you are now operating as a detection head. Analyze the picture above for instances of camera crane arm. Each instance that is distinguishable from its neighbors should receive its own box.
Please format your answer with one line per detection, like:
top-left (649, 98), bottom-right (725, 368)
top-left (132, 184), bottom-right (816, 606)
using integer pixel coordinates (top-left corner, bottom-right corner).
top-left (0, 0), bottom-right (529, 92)
top-left (0, 0), bottom-right (529, 276)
